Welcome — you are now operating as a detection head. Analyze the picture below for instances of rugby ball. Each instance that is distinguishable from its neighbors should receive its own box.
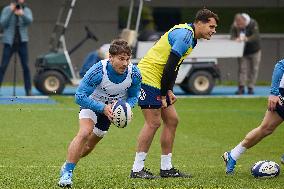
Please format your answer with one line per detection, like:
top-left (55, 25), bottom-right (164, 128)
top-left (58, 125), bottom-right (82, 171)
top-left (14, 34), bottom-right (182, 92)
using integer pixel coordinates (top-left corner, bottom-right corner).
top-left (112, 100), bottom-right (132, 128)
top-left (251, 160), bottom-right (280, 178)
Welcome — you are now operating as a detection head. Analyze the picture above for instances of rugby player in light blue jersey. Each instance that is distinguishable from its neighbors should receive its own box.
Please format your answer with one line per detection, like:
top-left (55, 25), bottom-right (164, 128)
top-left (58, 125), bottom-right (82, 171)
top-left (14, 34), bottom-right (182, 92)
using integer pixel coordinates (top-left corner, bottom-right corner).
top-left (223, 59), bottom-right (284, 174)
top-left (58, 39), bottom-right (141, 188)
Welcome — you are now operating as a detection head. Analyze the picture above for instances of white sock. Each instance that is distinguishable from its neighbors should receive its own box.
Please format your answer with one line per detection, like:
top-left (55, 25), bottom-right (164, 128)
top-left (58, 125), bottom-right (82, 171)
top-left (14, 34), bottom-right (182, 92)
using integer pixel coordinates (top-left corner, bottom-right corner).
top-left (161, 153), bottom-right (173, 170)
top-left (132, 152), bottom-right (147, 172)
top-left (230, 143), bottom-right (247, 160)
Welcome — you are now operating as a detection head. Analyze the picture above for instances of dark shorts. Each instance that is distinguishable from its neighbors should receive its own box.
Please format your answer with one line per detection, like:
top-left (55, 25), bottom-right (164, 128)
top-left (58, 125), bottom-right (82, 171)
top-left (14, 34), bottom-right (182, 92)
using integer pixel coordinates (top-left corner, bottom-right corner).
top-left (79, 108), bottom-right (111, 131)
top-left (275, 103), bottom-right (284, 120)
top-left (138, 83), bottom-right (171, 109)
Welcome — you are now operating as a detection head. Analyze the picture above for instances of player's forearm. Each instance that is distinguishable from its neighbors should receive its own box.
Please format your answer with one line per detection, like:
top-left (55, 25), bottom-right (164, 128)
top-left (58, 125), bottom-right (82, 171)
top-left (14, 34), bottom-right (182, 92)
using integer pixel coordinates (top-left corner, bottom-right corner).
top-left (75, 72), bottom-right (104, 112)
top-left (126, 83), bottom-right (141, 108)
top-left (270, 60), bottom-right (284, 95)
top-left (75, 93), bottom-right (105, 113)
top-left (161, 52), bottom-right (180, 96)
top-left (126, 96), bottom-right (138, 108)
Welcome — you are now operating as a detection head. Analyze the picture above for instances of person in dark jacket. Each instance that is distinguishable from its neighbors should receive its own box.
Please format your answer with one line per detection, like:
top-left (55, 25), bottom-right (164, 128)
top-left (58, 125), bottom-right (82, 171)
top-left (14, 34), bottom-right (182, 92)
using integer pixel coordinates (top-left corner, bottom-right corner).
top-left (0, 0), bottom-right (33, 96)
top-left (231, 13), bottom-right (261, 95)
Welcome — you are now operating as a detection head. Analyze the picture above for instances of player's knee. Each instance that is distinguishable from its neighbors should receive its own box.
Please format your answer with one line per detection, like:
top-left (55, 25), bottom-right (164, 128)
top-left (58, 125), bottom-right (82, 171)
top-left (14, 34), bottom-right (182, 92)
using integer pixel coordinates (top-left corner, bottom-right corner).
top-left (77, 130), bottom-right (93, 141)
top-left (171, 117), bottom-right (179, 126)
top-left (165, 116), bottom-right (179, 127)
top-left (147, 120), bottom-right (161, 129)
top-left (259, 125), bottom-right (275, 136)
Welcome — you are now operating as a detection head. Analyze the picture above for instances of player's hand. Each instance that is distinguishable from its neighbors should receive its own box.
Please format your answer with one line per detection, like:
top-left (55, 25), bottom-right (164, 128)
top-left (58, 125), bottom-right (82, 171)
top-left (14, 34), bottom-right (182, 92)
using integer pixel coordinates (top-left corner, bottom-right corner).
top-left (161, 96), bottom-right (167, 108)
top-left (267, 95), bottom-right (282, 111)
top-left (167, 90), bottom-right (177, 105)
top-left (103, 104), bottom-right (113, 121)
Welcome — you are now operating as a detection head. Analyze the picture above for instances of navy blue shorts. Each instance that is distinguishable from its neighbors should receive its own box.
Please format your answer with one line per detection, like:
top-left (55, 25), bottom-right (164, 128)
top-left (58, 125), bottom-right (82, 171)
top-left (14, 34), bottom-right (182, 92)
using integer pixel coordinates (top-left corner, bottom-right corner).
top-left (138, 83), bottom-right (171, 109)
top-left (275, 103), bottom-right (284, 120)
top-left (79, 108), bottom-right (111, 131)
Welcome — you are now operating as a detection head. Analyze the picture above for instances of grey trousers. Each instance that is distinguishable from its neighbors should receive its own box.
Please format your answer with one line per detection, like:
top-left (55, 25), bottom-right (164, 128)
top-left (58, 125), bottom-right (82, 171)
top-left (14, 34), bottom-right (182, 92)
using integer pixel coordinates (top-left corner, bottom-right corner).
top-left (237, 50), bottom-right (261, 88)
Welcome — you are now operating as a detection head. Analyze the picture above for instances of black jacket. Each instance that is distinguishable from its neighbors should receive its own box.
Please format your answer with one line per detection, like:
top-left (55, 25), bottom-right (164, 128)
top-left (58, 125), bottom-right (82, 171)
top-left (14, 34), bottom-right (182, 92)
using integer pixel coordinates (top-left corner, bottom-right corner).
top-left (230, 18), bottom-right (261, 56)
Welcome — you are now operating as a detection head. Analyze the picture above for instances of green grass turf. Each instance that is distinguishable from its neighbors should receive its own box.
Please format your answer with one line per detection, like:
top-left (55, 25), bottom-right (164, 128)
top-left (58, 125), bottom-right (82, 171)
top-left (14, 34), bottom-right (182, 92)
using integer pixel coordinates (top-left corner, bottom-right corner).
top-left (0, 96), bottom-right (283, 188)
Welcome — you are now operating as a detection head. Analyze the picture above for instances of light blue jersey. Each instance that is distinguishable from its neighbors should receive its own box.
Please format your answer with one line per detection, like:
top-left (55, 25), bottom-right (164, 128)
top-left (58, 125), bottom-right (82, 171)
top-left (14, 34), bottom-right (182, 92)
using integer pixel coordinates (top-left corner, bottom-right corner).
top-left (270, 59), bottom-right (284, 96)
top-left (75, 60), bottom-right (141, 113)
top-left (168, 23), bottom-right (197, 57)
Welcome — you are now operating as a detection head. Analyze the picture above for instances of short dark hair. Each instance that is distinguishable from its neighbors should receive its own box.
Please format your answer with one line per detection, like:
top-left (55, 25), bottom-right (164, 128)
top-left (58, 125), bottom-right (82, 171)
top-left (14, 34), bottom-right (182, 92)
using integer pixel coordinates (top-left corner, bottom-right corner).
top-left (109, 39), bottom-right (132, 56)
top-left (194, 9), bottom-right (219, 24)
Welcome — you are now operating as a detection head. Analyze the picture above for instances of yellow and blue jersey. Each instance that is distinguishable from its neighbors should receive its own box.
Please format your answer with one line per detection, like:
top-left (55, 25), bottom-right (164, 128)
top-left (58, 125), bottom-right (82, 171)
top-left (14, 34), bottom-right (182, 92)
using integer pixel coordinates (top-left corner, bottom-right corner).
top-left (138, 23), bottom-right (197, 89)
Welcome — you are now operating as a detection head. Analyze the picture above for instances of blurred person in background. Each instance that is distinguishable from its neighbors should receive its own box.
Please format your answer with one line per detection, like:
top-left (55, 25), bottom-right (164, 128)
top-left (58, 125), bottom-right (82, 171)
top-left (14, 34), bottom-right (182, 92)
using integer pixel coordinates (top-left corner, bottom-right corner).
top-left (79, 44), bottom-right (110, 78)
top-left (0, 0), bottom-right (33, 95)
top-left (231, 13), bottom-right (261, 95)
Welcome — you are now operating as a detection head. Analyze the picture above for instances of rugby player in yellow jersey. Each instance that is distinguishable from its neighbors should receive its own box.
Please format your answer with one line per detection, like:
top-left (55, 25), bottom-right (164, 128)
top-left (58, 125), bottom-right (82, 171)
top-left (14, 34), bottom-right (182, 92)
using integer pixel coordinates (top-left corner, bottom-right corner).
top-left (130, 9), bottom-right (219, 179)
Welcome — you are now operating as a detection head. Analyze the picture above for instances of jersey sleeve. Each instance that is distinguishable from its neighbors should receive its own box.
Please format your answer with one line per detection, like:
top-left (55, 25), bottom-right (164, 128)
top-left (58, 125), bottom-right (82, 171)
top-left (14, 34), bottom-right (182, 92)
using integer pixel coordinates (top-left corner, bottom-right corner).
top-left (270, 60), bottom-right (284, 96)
top-left (168, 28), bottom-right (193, 57)
top-left (75, 61), bottom-right (105, 113)
top-left (126, 65), bottom-right (142, 108)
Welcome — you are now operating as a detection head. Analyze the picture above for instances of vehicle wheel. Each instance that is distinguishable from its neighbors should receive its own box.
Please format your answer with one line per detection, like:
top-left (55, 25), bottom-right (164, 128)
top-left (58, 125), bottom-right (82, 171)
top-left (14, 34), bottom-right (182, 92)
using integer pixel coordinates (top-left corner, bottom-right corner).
top-left (34, 71), bottom-right (66, 95)
top-left (33, 73), bottom-right (44, 93)
top-left (181, 71), bottom-right (215, 95)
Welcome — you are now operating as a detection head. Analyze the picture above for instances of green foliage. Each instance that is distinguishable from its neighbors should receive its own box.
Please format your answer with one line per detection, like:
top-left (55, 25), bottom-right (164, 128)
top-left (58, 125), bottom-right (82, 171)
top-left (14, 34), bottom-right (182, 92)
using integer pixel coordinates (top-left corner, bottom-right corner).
top-left (0, 97), bottom-right (283, 188)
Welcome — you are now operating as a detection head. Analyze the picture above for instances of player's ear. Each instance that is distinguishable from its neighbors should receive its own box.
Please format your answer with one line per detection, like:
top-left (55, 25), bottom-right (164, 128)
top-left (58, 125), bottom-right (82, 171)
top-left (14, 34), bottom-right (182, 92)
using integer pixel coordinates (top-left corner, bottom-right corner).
top-left (109, 54), bottom-right (113, 61)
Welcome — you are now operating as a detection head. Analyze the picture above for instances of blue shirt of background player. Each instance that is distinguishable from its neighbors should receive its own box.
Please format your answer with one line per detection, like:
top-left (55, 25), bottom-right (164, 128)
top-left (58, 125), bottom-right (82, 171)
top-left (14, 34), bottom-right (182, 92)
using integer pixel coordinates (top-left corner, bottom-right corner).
top-left (79, 51), bottom-right (101, 78)
top-left (168, 23), bottom-right (197, 57)
top-left (75, 60), bottom-right (142, 113)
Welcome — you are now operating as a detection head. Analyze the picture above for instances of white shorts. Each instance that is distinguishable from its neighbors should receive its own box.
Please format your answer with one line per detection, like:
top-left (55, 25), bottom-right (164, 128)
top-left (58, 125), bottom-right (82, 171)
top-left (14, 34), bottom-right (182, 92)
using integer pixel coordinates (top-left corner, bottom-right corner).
top-left (79, 109), bottom-right (110, 137)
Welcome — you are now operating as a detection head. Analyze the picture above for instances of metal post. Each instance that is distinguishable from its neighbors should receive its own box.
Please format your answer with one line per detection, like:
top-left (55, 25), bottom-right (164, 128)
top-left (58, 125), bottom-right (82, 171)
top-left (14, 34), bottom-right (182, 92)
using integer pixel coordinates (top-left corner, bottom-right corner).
top-left (12, 53), bottom-right (17, 96)
top-left (135, 0), bottom-right (143, 33)
top-left (126, 0), bottom-right (134, 29)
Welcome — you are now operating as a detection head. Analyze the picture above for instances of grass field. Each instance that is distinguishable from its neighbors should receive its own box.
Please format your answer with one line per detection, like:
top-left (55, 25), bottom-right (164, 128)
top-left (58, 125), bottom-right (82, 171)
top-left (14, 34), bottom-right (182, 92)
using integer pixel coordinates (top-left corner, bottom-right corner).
top-left (0, 96), bottom-right (284, 189)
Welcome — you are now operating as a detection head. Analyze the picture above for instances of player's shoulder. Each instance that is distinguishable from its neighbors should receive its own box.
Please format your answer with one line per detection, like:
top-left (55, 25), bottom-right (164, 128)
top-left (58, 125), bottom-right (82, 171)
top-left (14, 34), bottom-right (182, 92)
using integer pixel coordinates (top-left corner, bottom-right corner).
top-left (84, 60), bottom-right (104, 80)
top-left (90, 60), bottom-right (103, 71)
top-left (171, 28), bottom-right (193, 38)
top-left (278, 59), bottom-right (284, 64)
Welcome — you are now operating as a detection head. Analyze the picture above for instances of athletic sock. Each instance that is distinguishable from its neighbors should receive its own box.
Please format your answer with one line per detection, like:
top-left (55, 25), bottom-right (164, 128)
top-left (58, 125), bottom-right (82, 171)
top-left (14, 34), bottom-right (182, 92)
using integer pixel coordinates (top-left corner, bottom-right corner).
top-left (65, 162), bottom-right (76, 173)
top-left (161, 153), bottom-right (173, 170)
top-left (132, 152), bottom-right (147, 172)
top-left (230, 143), bottom-right (247, 160)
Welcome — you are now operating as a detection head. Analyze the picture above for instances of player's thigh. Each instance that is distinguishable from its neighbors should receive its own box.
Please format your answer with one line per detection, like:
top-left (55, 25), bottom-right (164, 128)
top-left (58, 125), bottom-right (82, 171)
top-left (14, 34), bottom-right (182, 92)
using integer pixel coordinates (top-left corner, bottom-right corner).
top-left (161, 105), bottom-right (178, 125)
top-left (142, 108), bottom-right (162, 126)
top-left (78, 118), bottom-right (95, 136)
top-left (79, 108), bottom-right (110, 137)
top-left (260, 110), bottom-right (283, 131)
top-left (79, 109), bottom-right (96, 135)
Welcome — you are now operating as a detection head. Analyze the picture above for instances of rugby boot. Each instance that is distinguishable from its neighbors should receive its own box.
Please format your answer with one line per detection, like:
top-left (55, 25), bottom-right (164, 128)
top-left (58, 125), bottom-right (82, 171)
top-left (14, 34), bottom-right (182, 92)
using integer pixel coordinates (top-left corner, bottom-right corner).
top-left (222, 151), bottom-right (236, 174)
